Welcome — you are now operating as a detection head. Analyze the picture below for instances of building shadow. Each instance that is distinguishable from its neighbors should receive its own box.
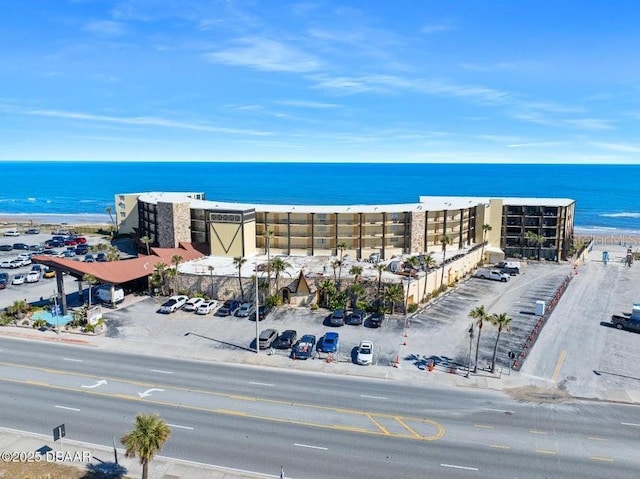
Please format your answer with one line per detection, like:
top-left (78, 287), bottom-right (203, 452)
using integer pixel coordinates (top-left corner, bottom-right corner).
top-left (184, 332), bottom-right (256, 352)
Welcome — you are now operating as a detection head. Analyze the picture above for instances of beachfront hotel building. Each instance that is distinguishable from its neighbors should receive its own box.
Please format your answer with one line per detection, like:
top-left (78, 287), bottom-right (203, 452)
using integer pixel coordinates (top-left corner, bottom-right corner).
top-left (115, 192), bottom-right (576, 262)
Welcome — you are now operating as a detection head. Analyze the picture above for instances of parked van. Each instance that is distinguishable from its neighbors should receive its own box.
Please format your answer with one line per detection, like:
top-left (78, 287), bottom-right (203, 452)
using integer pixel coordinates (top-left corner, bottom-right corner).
top-left (95, 285), bottom-right (125, 304)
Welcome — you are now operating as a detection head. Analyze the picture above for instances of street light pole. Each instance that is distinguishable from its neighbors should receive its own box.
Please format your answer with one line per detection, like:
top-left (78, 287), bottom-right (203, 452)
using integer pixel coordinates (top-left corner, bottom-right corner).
top-left (466, 324), bottom-right (474, 378)
top-left (255, 263), bottom-right (260, 355)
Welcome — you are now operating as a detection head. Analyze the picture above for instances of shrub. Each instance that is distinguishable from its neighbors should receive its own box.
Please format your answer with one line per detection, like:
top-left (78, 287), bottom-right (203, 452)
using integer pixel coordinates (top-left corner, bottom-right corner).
top-left (84, 323), bottom-right (96, 333)
top-left (32, 319), bottom-right (48, 329)
top-left (407, 304), bottom-right (419, 313)
top-left (309, 303), bottom-right (319, 310)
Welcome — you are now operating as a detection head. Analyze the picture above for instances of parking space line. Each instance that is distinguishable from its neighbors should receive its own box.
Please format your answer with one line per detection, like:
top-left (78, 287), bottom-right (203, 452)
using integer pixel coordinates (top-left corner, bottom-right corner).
top-left (552, 350), bottom-right (567, 382)
top-left (587, 436), bottom-right (608, 442)
top-left (474, 424), bottom-right (493, 429)
top-left (489, 444), bottom-right (510, 449)
top-left (535, 449), bottom-right (557, 455)
top-left (529, 430), bottom-right (548, 435)
top-left (590, 456), bottom-right (613, 462)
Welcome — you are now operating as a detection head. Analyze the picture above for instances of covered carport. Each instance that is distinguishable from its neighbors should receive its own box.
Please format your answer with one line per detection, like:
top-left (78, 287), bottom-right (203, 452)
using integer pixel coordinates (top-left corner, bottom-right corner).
top-left (32, 242), bottom-right (205, 315)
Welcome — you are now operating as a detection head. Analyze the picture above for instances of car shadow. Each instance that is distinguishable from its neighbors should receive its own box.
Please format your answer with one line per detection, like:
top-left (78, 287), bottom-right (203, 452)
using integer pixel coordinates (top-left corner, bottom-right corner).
top-left (350, 346), bottom-right (358, 364)
top-left (184, 332), bottom-right (256, 353)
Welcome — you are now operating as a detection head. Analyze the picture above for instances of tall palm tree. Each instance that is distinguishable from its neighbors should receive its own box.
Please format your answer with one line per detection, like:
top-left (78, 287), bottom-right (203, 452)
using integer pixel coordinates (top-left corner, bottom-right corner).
top-left (151, 262), bottom-right (168, 295)
top-left (525, 231), bottom-right (544, 261)
top-left (318, 279), bottom-right (336, 308)
top-left (349, 265), bottom-right (363, 284)
top-left (269, 257), bottom-right (291, 296)
top-left (233, 256), bottom-right (247, 300)
top-left (375, 263), bottom-right (386, 311)
top-left (469, 305), bottom-right (489, 373)
top-left (349, 282), bottom-right (366, 309)
top-left (140, 235), bottom-right (151, 256)
top-left (171, 254), bottom-right (183, 293)
top-left (403, 256), bottom-right (420, 312)
top-left (480, 224), bottom-right (492, 265)
top-left (207, 265), bottom-right (215, 298)
top-left (82, 274), bottom-right (98, 307)
top-left (331, 260), bottom-right (341, 285)
top-left (489, 313), bottom-right (512, 373)
top-left (383, 283), bottom-right (404, 314)
top-left (440, 235), bottom-right (452, 288)
top-left (121, 413), bottom-right (171, 479)
top-left (336, 242), bottom-right (348, 289)
top-left (421, 253), bottom-right (437, 302)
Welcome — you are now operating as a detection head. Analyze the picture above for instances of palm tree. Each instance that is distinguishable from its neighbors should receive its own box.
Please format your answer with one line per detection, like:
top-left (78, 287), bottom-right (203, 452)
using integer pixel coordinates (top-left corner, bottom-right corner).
top-left (489, 313), bottom-right (512, 373)
top-left (440, 235), bottom-right (452, 288)
top-left (336, 241), bottom-right (348, 289)
top-left (269, 257), bottom-right (291, 296)
top-left (349, 282), bottom-right (366, 309)
top-left (469, 305), bottom-right (489, 373)
top-left (480, 224), bottom-right (492, 265)
top-left (349, 265), bottom-right (363, 284)
top-left (331, 260), bottom-right (341, 285)
top-left (171, 254), bottom-right (183, 293)
top-left (82, 274), bottom-right (98, 307)
top-left (151, 262), bottom-right (168, 295)
top-left (403, 256), bottom-right (420, 312)
top-left (525, 231), bottom-right (544, 261)
top-left (318, 279), bottom-right (336, 308)
top-left (233, 256), bottom-right (247, 300)
top-left (140, 235), bottom-right (151, 256)
top-left (421, 253), bottom-right (437, 301)
top-left (121, 413), bottom-right (171, 479)
top-left (207, 265), bottom-right (215, 298)
top-left (383, 283), bottom-right (404, 314)
top-left (375, 263), bottom-right (386, 311)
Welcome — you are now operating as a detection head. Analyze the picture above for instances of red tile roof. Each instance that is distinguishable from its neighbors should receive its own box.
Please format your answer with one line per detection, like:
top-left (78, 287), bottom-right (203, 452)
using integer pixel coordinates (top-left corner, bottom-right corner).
top-left (32, 242), bottom-right (205, 285)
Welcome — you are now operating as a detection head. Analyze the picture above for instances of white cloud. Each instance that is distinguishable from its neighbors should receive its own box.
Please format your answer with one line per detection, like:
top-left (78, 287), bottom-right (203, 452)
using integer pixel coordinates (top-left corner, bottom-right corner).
top-left (564, 118), bottom-right (614, 130)
top-left (205, 37), bottom-right (322, 73)
top-left (590, 142), bottom-right (640, 153)
top-left (507, 141), bottom-right (564, 148)
top-left (275, 99), bottom-right (341, 109)
top-left (84, 20), bottom-right (127, 37)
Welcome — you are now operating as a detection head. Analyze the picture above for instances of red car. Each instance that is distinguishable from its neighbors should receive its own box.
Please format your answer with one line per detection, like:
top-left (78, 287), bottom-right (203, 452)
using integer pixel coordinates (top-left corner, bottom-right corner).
top-left (73, 236), bottom-right (87, 244)
top-left (64, 238), bottom-right (78, 246)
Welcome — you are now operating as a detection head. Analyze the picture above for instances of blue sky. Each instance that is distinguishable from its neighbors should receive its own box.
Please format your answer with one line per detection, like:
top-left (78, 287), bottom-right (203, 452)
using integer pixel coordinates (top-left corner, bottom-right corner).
top-left (1, 0), bottom-right (639, 163)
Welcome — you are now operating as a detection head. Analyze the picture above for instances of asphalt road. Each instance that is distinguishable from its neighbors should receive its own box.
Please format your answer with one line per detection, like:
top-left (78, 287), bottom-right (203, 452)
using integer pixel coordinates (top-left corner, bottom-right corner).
top-left (1, 338), bottom-right (639, 478)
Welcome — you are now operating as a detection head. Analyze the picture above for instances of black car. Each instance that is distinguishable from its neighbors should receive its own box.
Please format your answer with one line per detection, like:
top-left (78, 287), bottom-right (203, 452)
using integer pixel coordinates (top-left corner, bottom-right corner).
top-left (25, 228), bottom-right (40, 234)
top-left (12, 243), bottom-right (29, 250)
top-left (29, 244), bottom-right (45, 252)
top-left (347, 309), bottom-right (367, 325)
top-left (0, 272), bottom-right (8, 289)
top-left (368, 312), bottom-right (385, 328)
top-left (0, 245), bottom-right (12, 252)
top-left (96, 252), bottom-right (107, 262)
top-left (251, 305), bottom-right (272, 321)
top-left (75, 244), bottom-right (89, 255)
top-left (274, 330), bottom-right (297, 349)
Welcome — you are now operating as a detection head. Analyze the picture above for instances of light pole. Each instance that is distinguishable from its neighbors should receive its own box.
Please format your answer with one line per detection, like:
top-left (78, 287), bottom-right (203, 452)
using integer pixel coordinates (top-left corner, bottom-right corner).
top-left (254, 262), bottom-right (260, 355)
top-left (466, 324), bottom-right (474, 378)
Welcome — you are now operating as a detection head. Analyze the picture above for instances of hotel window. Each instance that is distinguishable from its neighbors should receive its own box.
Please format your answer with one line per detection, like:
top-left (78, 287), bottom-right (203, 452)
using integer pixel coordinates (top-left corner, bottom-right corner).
top-left (119, 212), bottom-right (125, 218)
top-left (118, 195), bottom-right (124, 201)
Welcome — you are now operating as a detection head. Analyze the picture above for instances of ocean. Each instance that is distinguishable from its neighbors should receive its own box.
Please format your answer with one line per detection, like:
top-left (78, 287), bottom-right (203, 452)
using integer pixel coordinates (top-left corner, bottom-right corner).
top-left (0, 162), bottom-right (639, 233)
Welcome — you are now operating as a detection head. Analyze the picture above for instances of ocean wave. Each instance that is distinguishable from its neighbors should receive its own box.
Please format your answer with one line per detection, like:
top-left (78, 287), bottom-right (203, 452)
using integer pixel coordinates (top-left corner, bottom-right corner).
top-left (600, 212), bottom-right (640, 218)
top-left (27, 197), bottom-right (36, 201)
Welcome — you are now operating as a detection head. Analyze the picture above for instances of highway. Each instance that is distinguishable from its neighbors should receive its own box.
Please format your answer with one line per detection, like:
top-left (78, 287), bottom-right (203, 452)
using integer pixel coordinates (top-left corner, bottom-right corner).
top-left (0, 337), bottom-right (639, 478)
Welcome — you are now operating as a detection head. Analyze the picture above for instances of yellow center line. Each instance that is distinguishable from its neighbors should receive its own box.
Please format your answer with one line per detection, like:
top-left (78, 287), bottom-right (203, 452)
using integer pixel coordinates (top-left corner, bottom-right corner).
top-left (367, 413), bottom-right (390, 436)
top-left (489, 444), bottom-right (511, 450)
top-left (474, 424), bottom-right (494, 429)
top-left (529, 430), bottom-right (548, 435)
top-left (590, 456), bottom-right (614, 462)
top-left (552, 350), bottom-right (567, 382)
top-left (394, 416), bottom-right (421, 439)
top-left (536, 449), bottom-right (557, 455)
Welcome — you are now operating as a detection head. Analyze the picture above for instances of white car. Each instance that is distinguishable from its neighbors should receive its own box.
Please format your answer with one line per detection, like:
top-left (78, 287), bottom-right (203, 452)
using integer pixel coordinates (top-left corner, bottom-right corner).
top-left (3, 229), bottom-right (20, 237)
top-left (12, 274), bottom-right (25, 285)
top-left (26, 271), bottom-right (40, 283)
top-left (235, 302), bottom-right (255, 317)
top-left (158, 295), bottom-right (189, 314)
top-left (17, 255), bottom-right (32, 266)
top-left (0, 260), bottom-right (14, 269)
top-left (356, 340), bottom-right (374, 365)
top-left (183, 297), bottom-right (205, 312)
top-left (196, 300), bottom-right (218, 315)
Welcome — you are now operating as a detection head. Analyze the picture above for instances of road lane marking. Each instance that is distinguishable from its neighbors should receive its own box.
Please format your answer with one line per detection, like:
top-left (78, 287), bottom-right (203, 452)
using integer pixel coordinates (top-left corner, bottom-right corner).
top-left (588, 436), bottom-right (608, 442)
top-left (138, 388), bottom-right (165, 398)
top-left (621, 422), bottom-right (640, 427)
top-left (249, 381), bottom-right (274, 387)
top-left (81, 379), bottom-right (108, 389)
top-left (394, 416), bottom-right (421, 438)
top-left (440, 463), bottom-right (479, 471)
top-left (535, 449), bottom-right (557, 455)
top-left (367, 413), bottom-right (390, 435)
top-left (484, 408), bottom-right (514, 414)
top-left (294, 443), bottom-right (327, 450)
top-left (489, 445), bottom-right (511, 449)
top-left (590, 456), bottom-right (613, 462)
top-left (474, 424), bottom-right (494, 429)
top-left (529, 430), bottom-right (548, 435)
top-left (167, 423), bottom-right (194, 430)
top-left (150, 369), bottom-right (173, 374)
top-left (360, 394), bottom-right (387, 400)
top-left (55, 405), bottom-right (80, 412)
top-left (63, 358), bottom-right (83, 362)
top-left (552, 350), bottom-right (567, 382)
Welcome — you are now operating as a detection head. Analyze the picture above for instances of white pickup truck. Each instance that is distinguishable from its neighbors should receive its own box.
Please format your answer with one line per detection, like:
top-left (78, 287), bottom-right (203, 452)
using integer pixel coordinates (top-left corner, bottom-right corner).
top-left (475, 268), bottom-right (510, 282)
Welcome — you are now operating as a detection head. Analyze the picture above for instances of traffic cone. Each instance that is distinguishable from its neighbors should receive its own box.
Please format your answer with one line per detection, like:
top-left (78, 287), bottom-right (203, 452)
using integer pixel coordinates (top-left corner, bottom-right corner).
top-left (402, 340), bottom-right (407, 346)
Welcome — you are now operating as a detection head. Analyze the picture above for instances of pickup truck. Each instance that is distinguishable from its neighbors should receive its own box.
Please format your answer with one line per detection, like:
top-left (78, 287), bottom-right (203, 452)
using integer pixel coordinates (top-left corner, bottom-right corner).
top-left (611, 314), bottom-right (640, 332)
top-left (293, 334), bottom-right (316, 360)
top-left (475, 268), bottom-right (510, 282)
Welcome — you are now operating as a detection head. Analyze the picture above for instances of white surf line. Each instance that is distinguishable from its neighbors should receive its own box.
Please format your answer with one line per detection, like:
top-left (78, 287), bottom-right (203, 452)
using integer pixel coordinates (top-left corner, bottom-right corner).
top-left (441, 463), bottom-right (479, 471)
top-left (360, 394), bottom-right (388, 400)
top-left (249, 381), bottom-right (274, 387)
top-left (55, 405), bottom-right (80, 412)
top-left (63, 357), bottom-right (83, 362)
top-left (167, 423), bottom-right (194, 430)
top-left (621, 422), bottom-right (640, 427)
top-left (294, 443), bottom-right (328, 450)
top-left (150, 369), bottom-right (173, 374)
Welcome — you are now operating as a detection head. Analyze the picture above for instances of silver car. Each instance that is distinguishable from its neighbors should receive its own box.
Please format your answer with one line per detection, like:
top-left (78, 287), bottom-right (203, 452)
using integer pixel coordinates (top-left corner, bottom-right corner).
top-left (236, 302), bottom-right (255, 317)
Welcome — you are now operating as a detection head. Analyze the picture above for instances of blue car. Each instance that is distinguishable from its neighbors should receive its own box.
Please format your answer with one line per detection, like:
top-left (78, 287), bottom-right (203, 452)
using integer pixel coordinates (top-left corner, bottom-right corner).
top-left (216, 299), bottom-right (241, 316)
top-left (318, 332), bottom-right (339, 353)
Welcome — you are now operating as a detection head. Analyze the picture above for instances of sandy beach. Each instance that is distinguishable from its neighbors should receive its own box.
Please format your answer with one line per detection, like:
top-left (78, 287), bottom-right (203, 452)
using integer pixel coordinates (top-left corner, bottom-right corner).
top-left (0, 213), bottom-right (111, 228)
